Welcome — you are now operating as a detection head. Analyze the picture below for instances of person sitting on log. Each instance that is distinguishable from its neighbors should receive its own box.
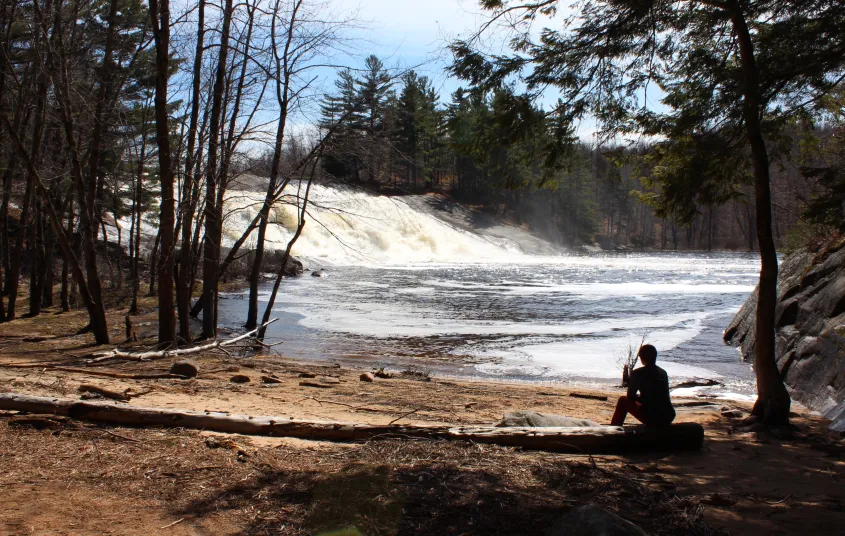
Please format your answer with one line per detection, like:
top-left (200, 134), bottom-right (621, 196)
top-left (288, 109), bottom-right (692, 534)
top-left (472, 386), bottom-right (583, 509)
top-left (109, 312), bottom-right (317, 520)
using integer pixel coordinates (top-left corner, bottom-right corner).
top-left (610, 344), bottom-right (675, 427)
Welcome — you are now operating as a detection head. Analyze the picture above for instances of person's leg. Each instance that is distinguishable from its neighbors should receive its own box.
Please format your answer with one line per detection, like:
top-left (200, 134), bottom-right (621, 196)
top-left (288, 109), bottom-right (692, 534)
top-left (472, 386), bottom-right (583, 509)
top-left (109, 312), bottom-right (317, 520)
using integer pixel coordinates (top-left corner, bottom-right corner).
top-left (610, 396), bottom-right (629, 426)
top-left (626, 400), bottom-right (650, 425)
top-left (611, 396), bottom-right (651, 426)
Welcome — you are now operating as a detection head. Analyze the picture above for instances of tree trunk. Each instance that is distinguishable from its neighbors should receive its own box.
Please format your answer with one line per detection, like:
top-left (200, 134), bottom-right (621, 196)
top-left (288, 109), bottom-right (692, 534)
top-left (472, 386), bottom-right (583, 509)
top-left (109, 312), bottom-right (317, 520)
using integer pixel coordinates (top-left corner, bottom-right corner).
top-left (149, 0), bottom-right (176, 345)
top-left (246, 0), bottom-right (296, 329)
top-left (257, 158), bottom-right (318, 340)
top-left (129, 104), bottom-right (148, 315)
top-left (176, 0), bottom-right (205, 342)
top-left (200, 0), bottom-right (233, 339)
top-left (729, 3), bottom-right (791, 425)
top-left (60, 194), bottom-right (73, 312)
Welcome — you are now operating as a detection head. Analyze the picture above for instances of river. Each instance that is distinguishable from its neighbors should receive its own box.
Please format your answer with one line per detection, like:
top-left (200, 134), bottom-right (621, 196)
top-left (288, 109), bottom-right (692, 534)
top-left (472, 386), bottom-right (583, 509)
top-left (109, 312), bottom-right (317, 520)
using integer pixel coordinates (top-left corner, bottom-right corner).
top-left (218, 252), bottom-right (759, 399)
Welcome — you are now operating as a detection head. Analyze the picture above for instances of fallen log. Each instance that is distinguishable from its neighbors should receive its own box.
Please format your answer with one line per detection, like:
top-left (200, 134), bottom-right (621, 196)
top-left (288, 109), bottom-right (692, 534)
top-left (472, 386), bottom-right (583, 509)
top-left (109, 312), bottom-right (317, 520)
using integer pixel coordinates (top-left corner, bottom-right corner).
top-left (0, 365), bottom-right (187, 380)
top-left (0, 393), bottom-right (705, 453)
top-left (102, 318), bottom-right (279, 361)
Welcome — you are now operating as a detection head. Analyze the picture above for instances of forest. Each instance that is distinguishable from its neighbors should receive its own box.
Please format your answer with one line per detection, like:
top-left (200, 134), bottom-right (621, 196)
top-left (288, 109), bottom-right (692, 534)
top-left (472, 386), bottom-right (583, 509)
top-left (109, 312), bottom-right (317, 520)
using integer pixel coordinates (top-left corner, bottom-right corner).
top-left (2, 1), bottom-right (845, 534)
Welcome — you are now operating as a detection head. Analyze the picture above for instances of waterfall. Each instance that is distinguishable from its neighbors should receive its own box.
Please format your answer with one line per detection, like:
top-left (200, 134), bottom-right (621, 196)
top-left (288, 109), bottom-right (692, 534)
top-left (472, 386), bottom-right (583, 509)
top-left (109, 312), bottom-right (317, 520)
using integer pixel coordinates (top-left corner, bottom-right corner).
top-left (223, 181), bottom-right (529, 266)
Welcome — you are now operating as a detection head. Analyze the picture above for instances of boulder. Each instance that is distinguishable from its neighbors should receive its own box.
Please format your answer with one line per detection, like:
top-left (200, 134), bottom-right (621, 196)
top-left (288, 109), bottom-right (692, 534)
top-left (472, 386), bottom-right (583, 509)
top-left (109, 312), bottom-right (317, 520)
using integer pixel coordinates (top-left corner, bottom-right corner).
top-left (283, 256), bottom-right (304, 277)
top-left (724, 240), bottom-right (845, 431)
top-left (359, 372), bottom-right (375, 382)
top-left (496, 411), bottom-right (600, 428)
top-left (545, 504), bottom-right (648, 536)
top-left (170, 360), bottom-right (199, 378)
top-left (311, 268), bottom-right (327, 277)
top-left (230, 374), bottom-right (251, 384)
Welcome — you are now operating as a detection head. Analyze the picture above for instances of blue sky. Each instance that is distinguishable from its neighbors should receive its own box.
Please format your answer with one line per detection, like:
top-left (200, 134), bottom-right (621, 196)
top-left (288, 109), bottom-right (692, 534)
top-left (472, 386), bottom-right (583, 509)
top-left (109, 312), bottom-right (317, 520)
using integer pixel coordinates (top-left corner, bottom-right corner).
top-left (331, 0), bottom-right (489, 97)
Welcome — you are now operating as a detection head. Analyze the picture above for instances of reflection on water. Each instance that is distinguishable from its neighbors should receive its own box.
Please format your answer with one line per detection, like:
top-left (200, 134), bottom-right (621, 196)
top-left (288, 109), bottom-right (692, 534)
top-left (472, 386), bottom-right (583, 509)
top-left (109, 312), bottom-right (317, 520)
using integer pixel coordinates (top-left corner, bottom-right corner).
top-left (218, 252), bottom-right (759, 394)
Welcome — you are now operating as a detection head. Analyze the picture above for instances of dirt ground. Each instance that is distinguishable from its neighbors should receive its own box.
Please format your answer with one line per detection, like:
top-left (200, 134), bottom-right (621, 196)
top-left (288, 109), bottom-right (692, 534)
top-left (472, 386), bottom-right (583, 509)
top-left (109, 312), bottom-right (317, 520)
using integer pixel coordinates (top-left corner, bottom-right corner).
top-left (1, 301), bottom-right (844, 535)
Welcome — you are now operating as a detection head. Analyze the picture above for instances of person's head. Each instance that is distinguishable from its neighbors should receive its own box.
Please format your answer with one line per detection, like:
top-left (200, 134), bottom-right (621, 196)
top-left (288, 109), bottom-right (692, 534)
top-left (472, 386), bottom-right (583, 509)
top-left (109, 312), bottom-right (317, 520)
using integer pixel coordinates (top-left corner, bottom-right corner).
top-left (638, 344), bottom-right (657, 366)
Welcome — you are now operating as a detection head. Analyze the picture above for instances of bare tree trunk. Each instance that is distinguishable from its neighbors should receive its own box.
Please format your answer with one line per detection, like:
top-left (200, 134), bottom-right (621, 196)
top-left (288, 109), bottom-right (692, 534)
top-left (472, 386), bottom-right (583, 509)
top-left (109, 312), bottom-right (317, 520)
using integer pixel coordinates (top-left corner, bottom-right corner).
top-left (200, 0), bottom-right (234, 339)
top-left (246, 0), bottom-right (298, 329)
top-left (730, 3), bottom-right (790, 425)
top-left (148, 0), bottom-right (176, 344)
top-left (60, 193), bottom-right (73, 312)
top-left (129, 101), bottom-right (149, 315)
top-left (258, 156), bottom-right (318, 340)
top-left (176, 0), bottom-right (204, 341)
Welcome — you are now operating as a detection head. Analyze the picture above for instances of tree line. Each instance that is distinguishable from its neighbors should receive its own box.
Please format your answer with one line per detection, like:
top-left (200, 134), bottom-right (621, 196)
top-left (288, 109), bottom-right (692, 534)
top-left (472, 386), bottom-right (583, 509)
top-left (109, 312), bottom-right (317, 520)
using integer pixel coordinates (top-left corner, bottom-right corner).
top-left (318, 55), bottom-right (837, 251)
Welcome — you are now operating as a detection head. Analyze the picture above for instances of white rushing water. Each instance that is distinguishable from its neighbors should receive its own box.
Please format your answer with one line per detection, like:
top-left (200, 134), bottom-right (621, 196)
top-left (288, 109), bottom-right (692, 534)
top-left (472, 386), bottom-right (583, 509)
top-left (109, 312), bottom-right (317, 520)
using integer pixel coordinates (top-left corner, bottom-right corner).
top-left (217, 180), bottom-right (759, 397)
top-left (222, 181), bottom-right (526, 265)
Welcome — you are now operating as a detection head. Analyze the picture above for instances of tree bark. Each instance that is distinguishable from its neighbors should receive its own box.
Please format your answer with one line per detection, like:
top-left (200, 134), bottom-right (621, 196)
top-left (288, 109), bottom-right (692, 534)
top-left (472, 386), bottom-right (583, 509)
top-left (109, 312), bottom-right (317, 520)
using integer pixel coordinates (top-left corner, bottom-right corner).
top-left (200, 0), bottom-right (234, 339)
top-left (729, 2), bottom-right (790, 425)
top-left (176, 0), bottom-right (205, 341)
top-left (149, 0), bottom-right (176, 345)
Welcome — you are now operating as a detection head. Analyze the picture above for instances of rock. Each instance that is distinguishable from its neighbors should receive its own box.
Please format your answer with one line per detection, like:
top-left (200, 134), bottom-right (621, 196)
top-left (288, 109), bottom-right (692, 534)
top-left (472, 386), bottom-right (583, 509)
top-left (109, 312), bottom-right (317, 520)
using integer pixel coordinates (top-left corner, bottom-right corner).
top-left (724, 240), bottom-right (845, 431)
top-left (721, 409), bottom-right (745, 419)
top-left (311, 268), bottom-right (327, 277)
top-left (359, 372), bottom-right (375, 382)
top-left (283, 256), bottom-right (304, 277)
top-left (670, 378), bottom-right (723, 390)
top-left (373, 368), bottom-right (392, 379)
top-left (298, 372), bottom-right (317, 378)
top-left (545, 504), bottom-right (647, 536)
top-left (230, 374), bottom-right (251, 384)
top-left (496, 411), bottom-right (600, 428)
top-left (261, 375), bottom-right (283, 384)
top-left (170, 360), bottom-right (199, 378)
top-left (318, 376), bottom-right (341, 384)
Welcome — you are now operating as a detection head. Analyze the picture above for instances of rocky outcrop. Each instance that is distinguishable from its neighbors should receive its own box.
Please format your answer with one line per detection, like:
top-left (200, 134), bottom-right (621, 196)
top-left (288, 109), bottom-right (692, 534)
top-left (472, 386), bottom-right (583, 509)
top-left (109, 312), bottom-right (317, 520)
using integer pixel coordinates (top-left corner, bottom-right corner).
top-left (724, 240), bottom-right (845, 430)
top-left (282, 255), bottom-right (304, 277)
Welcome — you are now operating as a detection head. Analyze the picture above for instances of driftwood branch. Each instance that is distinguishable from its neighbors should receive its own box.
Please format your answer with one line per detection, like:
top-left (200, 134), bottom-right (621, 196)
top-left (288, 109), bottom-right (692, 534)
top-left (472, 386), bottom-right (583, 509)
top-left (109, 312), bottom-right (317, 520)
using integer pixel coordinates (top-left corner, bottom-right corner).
top-left (103, 318), bottom-right (279, 361)
top-left (0, 393), bottom-right (705, 453)
top-left (0, 365), bottom-right (187, 380)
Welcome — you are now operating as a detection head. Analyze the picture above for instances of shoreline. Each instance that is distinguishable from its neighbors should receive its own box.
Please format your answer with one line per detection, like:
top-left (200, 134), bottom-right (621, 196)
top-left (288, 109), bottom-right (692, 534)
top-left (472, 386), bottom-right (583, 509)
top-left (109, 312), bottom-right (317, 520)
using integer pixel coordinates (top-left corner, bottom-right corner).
top-left (1, 302), bottom-right (844, 535)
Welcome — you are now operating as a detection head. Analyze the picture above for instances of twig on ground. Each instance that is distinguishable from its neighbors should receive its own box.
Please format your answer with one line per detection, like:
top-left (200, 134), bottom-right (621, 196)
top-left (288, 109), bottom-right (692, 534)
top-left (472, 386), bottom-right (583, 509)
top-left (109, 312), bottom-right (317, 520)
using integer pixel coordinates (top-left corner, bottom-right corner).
top-left (160, 518), bottom-right (185, 529)
top-left (389, 408), bottom-right (421, 425)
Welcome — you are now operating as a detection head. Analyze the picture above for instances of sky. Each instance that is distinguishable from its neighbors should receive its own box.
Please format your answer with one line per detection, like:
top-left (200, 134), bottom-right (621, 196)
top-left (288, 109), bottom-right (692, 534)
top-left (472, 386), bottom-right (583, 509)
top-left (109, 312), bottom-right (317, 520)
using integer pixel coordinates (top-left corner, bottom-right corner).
top-left (337, 0), bottom-right (490, 94)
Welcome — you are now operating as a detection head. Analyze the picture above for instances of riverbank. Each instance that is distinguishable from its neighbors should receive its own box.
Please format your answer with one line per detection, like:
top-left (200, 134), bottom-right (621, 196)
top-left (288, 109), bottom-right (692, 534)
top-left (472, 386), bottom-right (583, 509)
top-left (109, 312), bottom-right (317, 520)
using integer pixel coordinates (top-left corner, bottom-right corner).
top-left (1, 301), bottom-right (844, 535)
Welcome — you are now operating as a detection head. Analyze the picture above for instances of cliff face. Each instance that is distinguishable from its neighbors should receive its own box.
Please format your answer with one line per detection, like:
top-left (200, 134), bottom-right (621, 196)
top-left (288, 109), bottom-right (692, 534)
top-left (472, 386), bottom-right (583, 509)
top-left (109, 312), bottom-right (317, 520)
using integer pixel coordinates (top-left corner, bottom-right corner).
top-left (724, 240), bottom-right (845, 431)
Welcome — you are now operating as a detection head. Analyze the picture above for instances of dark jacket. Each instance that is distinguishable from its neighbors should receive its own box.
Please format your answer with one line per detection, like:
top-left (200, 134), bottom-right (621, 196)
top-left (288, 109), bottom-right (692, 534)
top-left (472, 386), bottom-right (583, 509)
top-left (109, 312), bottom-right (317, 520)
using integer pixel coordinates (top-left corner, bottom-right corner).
top-left (628, 364), bottom-right (675, 426)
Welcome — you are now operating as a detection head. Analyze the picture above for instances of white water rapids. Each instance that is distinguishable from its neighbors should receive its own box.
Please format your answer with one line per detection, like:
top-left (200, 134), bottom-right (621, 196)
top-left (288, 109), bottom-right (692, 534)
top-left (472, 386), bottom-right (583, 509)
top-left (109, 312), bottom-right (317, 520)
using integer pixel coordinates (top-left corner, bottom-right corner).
top-left (215, 181), bottom-right (759, 398)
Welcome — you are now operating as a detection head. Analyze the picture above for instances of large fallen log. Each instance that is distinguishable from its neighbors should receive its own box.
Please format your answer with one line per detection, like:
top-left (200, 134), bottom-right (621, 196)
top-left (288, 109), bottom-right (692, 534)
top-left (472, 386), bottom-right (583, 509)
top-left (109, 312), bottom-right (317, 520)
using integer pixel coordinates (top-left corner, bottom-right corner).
top-left (0, 393), bottom-right (704, 453)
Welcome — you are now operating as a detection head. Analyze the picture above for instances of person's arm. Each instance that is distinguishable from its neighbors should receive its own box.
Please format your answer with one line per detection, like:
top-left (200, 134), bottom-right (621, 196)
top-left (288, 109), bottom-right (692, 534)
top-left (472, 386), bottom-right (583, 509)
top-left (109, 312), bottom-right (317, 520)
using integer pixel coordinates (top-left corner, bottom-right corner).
top-left (627, 371), bottom-right (639, 401)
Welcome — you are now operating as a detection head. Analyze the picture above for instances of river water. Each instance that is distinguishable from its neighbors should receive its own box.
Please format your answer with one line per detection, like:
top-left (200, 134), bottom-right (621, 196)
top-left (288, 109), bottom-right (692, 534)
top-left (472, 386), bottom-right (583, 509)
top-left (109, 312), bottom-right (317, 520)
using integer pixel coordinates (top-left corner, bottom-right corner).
top-left (218, 252), bottom-right (759, 398)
